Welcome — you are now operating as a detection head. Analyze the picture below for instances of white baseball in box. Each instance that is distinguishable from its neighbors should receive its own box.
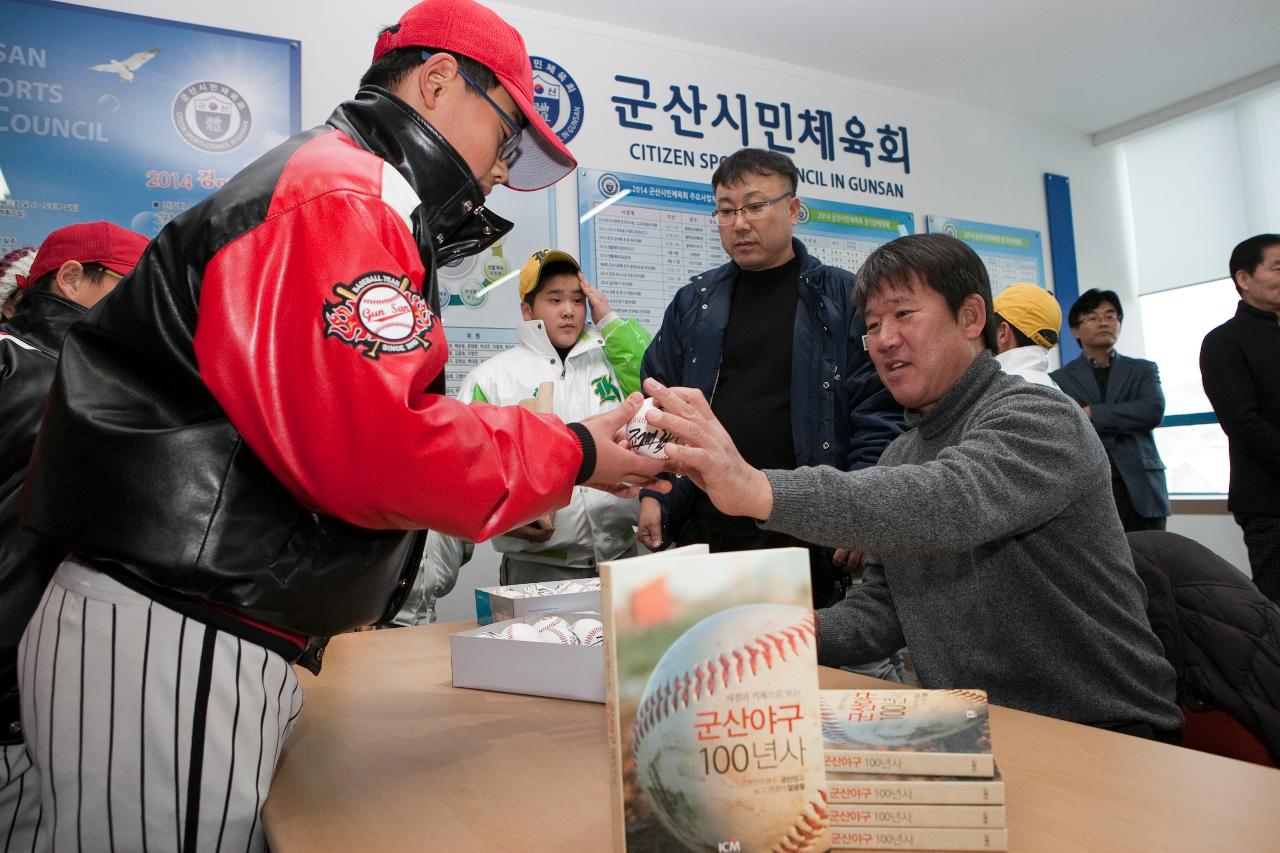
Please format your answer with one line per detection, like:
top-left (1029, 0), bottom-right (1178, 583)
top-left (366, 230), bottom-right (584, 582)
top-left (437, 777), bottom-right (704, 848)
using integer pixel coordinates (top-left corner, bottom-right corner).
top-left (450, 612), bottom-right (605, 703)
top-left (473, 577), bottom-right (601, 625)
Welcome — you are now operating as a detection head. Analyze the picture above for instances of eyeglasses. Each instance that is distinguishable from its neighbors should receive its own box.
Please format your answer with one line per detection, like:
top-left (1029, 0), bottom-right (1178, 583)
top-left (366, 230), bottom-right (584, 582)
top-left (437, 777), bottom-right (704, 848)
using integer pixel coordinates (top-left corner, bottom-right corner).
top-left (422, 51), bottom-right (523, 165)
top-left (1079, 310), bottom-right (1119, 325)
top-left (83, 263), bottom-right (123, 280)
top-left (710, 192), bottom-right (794, 226)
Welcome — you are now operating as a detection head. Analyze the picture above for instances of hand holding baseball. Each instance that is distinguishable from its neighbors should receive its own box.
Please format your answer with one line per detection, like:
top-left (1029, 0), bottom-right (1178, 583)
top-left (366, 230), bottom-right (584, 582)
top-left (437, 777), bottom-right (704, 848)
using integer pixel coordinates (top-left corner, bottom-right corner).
top-left (578, 273), bottom-right (611, 323)
top-left (641, 378), bottom-right (773, 520)
top-left (577, 392), bottom-right (672, 498)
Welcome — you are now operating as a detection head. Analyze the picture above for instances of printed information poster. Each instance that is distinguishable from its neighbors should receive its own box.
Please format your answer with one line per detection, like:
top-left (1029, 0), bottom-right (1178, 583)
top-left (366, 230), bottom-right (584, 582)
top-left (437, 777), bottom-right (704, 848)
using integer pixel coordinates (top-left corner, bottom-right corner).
top-left (438, 186), bottom-right (556, 395)
top-left (0, 0), bottom-right (299, 251)
top-left (578, 168), bottom-right (912, 332)
top-left (925, 215), bottom-right (1046, 297)
top-left (797, 196), bottom-right (915, 277)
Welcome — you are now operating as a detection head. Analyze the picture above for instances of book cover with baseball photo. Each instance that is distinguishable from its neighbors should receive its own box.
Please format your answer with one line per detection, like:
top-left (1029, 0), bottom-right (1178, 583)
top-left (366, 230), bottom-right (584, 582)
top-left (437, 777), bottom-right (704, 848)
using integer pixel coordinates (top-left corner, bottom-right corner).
top-left (822, 689), bottom-right (994, 777)
top-left (599, 546), bottom-right (828, 853)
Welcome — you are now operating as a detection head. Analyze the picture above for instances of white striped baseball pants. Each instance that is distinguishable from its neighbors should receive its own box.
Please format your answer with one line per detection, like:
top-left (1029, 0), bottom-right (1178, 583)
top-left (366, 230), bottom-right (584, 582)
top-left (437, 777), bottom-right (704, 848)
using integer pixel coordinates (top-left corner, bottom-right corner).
top-left (2, 558), bottom-right (302, 852)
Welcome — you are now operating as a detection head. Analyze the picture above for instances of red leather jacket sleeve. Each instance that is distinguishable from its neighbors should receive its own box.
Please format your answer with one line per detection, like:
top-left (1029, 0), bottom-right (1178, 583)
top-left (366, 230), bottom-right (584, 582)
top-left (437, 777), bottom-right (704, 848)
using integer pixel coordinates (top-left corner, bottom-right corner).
top-left (191, 184), bottom-right (581, 538)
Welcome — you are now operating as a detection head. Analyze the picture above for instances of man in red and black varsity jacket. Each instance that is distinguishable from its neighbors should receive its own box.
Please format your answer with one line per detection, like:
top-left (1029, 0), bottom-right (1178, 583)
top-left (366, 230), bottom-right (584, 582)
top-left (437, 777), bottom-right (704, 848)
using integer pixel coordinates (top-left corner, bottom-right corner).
top-left (6, 2), bottom-right (666, 849)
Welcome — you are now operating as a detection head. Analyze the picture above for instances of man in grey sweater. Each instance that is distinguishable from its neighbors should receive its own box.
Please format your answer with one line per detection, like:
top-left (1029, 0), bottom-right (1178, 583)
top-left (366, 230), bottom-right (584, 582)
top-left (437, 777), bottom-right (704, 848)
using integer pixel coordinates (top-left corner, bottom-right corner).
top-left (643, 234), bottom-right (1181, 735)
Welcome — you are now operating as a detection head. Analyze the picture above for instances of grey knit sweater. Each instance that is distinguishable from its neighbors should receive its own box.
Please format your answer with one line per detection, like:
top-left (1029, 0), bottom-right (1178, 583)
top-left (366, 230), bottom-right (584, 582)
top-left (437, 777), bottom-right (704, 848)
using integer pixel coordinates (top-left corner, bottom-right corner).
top-left (764, 352), bottom-right (1181, 729)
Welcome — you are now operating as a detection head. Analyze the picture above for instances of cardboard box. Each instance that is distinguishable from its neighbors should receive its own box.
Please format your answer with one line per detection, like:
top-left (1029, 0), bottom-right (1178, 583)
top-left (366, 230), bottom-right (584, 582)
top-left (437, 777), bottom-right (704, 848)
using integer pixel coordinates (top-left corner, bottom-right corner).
top-left (450, 613), bottom-right (605, 703)
top-left (474, 578), bottom-right (601, 625)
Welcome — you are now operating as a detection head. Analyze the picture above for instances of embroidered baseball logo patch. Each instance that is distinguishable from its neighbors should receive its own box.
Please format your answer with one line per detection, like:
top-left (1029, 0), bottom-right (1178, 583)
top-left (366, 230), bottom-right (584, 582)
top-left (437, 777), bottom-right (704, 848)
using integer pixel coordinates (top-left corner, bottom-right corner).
top-left (323, 272), bottom-right (435, 358)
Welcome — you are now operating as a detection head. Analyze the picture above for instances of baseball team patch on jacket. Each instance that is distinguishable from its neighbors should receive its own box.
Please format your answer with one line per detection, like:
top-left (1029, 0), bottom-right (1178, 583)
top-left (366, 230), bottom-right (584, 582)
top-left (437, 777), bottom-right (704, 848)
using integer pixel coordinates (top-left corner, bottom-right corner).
top-left (323, 271), bottom-right (435, 358)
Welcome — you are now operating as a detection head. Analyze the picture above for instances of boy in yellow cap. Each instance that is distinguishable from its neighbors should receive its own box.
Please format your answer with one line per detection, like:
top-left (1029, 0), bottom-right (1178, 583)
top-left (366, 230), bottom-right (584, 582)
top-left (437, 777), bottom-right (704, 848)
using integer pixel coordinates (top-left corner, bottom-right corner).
top-left (396, 250), bottom-right (652, 621)
top-left (993, 283), bottom-right (1063, 388)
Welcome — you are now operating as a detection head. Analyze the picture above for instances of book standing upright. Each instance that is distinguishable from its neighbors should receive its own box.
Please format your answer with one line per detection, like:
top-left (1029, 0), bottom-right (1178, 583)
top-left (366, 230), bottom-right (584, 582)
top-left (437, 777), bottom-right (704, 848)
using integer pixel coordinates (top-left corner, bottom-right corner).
top-left (600, 546), bottom-right (829, 852)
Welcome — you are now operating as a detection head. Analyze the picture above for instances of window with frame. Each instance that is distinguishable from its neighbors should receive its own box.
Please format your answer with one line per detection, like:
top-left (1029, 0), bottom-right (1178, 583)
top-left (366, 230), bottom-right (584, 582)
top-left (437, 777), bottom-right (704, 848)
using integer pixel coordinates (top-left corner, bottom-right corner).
top-left (1138, 279), bottom-right (1239, 495)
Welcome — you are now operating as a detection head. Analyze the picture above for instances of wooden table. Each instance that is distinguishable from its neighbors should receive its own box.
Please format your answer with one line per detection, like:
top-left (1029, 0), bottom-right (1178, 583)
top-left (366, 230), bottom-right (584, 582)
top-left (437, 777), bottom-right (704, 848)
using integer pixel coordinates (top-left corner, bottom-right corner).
top-left (263, 622), bottom-right (1280, 851)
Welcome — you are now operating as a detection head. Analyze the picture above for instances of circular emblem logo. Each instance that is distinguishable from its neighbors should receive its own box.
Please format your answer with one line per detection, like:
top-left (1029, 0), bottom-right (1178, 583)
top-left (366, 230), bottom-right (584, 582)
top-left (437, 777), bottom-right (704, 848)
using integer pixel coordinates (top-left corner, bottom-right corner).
top-left (942, 220), bottom-right (959, 239)
top-left (459, 281), bottom-right (487, 308)
top-left (357, 284), bottom-right (417, 342)
top-left (173, 81), bottom-right (252, 153)
top-left (529, 56), bottom-right (584, 145)
top-left (438, 254), bottom-right (477, 281)
top-left (598, 173), bottom-right (622, 198)
top-left (797, 202), bottom-right (811, 225)
top-left (482, 255), bottom-right (510, 282)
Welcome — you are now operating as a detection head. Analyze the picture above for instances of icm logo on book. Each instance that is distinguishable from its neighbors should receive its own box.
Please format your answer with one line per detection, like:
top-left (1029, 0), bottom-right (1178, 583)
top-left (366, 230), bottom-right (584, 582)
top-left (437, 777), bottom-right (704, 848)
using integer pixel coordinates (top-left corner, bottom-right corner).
top-left (173, 81), bottom-right (252, 153)
top-left (717, 838), bottom-right (741, 853)
top-left (529, 56), bottom-right (583, 144)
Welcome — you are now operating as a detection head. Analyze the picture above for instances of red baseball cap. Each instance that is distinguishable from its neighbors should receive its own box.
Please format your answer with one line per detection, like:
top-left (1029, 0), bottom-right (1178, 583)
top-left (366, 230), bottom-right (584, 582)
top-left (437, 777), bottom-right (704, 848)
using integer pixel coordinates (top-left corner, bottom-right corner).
top-left (18, 222), bottom-right (149, 289)
top-left (372, 0), bottom-right (577, 192)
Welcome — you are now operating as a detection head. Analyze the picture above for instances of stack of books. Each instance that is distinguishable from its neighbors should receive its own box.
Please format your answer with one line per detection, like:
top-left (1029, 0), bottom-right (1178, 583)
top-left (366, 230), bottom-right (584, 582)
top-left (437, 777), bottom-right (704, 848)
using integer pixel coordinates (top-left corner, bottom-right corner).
top-left (822, 689), bottom-right (1008, 851)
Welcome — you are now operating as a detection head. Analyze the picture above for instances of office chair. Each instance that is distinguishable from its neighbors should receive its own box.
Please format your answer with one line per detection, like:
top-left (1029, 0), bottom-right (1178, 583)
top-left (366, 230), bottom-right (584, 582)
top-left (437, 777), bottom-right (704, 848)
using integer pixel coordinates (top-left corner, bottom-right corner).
top-left (1128, 530), bottom-right (1280, 768)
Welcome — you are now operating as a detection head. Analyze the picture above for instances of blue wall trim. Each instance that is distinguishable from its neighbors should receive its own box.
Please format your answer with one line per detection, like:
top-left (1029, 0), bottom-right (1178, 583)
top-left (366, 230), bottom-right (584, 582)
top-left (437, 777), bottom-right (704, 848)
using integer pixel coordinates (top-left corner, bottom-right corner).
top-left (1160, 412), bottom-right (1219, 428)
top-left (1044, 173), bottom-right (1081, 364)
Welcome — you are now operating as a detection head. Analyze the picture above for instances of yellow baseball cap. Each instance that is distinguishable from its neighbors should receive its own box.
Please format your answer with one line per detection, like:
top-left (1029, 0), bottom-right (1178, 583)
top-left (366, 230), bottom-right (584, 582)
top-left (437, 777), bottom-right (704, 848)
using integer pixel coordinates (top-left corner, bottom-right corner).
top-left (994, 283), bottom-right (1061, 349)
top-left (518, 248), bottom-right (580, 298)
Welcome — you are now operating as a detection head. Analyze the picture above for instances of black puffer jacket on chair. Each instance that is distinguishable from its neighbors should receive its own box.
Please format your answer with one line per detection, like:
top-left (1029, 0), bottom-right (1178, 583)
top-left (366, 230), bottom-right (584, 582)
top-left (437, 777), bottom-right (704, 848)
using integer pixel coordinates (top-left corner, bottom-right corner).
top-left (1129, 530), bottom-right (1280, 764)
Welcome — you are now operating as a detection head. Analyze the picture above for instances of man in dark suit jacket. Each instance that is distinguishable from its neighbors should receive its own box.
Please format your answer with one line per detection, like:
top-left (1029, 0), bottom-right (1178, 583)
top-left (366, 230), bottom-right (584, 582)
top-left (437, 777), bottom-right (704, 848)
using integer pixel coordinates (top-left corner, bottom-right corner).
top-left (1051, 289), bottom-right (1169, 531)
top-left (1200, 234), bottom-right (1280, 605)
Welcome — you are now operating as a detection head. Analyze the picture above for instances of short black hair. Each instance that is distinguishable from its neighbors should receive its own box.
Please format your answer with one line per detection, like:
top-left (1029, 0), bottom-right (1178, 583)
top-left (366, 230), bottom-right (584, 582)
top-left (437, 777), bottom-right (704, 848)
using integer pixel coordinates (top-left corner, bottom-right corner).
top-left (523, 260), bottom-right (579, 306)
top-left (1228, 233), bottom-right (1280, 295)
top-left (360, 44), bottom-right (497, 93)
top-left (855, 233), bottom-right (998, 352)
top-left (28, 262), bottom-right (115, 294)
top-left (711, 148), bottom-right (799, 195)
top-left (1066, 289), bottom-right (1123, 328)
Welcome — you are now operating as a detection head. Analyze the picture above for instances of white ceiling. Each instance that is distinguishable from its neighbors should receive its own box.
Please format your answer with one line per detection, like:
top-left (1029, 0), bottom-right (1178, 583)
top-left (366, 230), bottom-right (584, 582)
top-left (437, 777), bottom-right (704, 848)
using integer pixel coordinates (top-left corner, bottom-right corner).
top-left (507, 0), bottom-right (1280, 137)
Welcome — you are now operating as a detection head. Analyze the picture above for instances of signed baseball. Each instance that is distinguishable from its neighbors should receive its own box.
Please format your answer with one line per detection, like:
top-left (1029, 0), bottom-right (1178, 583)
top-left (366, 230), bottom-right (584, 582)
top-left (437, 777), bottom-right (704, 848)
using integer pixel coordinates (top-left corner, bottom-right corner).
top-left (631, 604), bottom-right (827, 851)
top-left (625, 398), bottom-right (677, 460)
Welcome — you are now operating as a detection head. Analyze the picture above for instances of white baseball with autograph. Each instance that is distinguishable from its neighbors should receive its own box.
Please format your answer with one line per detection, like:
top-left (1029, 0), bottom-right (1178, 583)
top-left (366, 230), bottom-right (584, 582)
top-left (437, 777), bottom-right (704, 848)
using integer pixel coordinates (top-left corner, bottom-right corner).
top-left (625, 398), bottom-right (677, 460)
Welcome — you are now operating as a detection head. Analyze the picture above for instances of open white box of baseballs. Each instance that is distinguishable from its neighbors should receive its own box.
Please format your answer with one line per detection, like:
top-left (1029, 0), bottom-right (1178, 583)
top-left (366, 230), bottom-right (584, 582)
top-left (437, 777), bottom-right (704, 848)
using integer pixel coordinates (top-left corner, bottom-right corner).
top-left (473, 577), bottom-right (601, 626)
top-left (450, 611), bottom-right (605, 703)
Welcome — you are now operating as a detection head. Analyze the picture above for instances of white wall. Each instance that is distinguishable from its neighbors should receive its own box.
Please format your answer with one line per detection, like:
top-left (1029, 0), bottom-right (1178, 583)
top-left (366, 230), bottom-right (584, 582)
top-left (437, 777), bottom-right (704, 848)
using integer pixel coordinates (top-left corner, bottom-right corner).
top-left (71, 0), bottom-right (1195, 616)
top-left (1168, 514), bottom-right (1250, 576)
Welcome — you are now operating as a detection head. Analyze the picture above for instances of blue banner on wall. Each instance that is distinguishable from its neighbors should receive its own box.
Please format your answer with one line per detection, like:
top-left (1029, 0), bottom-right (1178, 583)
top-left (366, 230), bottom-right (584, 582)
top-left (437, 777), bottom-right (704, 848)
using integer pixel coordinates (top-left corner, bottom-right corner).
top-left (925, 214), bottom-right (1046, 297)
top-left (0, 0), bottom-right (300, 251)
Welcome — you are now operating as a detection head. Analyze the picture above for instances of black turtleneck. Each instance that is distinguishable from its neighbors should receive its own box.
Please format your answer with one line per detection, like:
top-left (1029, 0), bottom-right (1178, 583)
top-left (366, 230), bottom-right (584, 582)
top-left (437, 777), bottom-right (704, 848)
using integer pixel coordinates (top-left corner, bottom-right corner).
top-left (690, 253), bottom-right (801, 535)
top-left (711, 252), bottom-right (801, 471)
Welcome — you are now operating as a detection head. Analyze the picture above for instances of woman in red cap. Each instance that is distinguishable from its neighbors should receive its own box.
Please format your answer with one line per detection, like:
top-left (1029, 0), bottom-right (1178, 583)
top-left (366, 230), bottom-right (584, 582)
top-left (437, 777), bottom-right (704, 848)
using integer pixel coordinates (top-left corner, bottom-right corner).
top-left (0, 221), bottom-right (149, 851)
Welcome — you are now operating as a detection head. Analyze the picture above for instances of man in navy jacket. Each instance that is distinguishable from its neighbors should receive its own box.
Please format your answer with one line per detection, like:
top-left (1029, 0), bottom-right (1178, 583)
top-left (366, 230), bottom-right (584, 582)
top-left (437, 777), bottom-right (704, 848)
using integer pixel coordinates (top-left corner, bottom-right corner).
top-left (639, 149), bottom-right (902, 607)
top-left (1052, 289), bottom-right (1170, 531)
